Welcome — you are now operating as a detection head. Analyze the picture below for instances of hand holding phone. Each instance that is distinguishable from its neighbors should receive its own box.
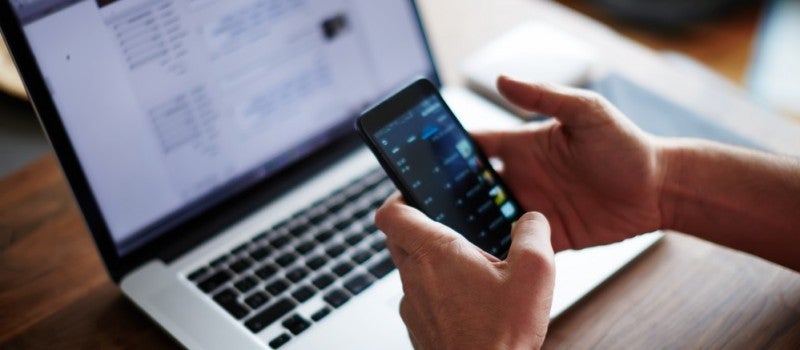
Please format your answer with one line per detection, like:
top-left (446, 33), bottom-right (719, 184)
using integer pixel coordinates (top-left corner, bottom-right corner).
top-left (356, 78), bottom-right (523, 258)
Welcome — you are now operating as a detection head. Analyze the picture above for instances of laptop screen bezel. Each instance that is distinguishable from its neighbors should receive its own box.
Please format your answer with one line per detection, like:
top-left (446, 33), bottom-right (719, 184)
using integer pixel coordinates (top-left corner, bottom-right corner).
top-left (0, 0), bottom-right (440, 282)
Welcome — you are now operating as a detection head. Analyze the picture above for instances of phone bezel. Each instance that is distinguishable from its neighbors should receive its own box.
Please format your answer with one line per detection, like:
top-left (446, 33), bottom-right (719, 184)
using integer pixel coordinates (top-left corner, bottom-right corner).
top-left (355, 78), bottom-right (519, 258)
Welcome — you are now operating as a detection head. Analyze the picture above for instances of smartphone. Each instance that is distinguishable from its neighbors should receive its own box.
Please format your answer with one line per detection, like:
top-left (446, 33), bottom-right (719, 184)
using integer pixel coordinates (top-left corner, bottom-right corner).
top-left (356, 78), bottom-right (523, 258)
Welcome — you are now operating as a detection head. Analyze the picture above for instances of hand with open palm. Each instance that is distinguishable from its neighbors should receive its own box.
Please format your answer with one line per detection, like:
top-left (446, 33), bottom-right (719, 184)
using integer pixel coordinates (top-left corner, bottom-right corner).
top-left (473, 76), bottom-right (667, 251)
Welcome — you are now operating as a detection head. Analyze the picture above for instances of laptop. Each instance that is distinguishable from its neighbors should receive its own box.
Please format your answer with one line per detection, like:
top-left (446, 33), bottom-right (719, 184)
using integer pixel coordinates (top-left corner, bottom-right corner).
top-left (0, 0), bottom-right (660, 348)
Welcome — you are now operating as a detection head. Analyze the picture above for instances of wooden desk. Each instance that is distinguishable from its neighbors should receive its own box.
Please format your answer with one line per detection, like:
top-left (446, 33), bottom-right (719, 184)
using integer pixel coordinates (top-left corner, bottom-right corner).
top-left (2, 0), bottom-right (800, 348)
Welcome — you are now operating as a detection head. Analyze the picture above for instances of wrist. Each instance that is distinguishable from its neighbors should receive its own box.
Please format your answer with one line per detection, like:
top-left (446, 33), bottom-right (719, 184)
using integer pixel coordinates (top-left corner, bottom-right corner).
top-left (654, 137), bottom-right (690, 232)
top-left (656, 137), bottom-right (716, 232)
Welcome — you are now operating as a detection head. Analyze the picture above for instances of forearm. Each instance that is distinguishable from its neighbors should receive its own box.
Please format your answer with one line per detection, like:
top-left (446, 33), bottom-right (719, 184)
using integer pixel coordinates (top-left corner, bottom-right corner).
top-left (658, 138), bottom-right (800, 271)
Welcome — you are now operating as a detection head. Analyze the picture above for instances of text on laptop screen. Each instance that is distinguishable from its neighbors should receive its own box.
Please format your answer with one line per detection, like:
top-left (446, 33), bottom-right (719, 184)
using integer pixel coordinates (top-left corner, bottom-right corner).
top-left (10, 0), bottom-right (434, 254)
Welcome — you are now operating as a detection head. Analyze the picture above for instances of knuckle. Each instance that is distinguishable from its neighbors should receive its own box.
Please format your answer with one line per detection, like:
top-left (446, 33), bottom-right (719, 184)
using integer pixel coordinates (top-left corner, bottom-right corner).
top-left (517, 245), bottom-right (554, 272)
top-left (398, 296), bottom-right (415, 323)
top-left (536, 81), bottom-right (559, 92)
top-left (398, 297), bottom-right (407, 314)
top-left (581, 91), bottom-right (611, 111)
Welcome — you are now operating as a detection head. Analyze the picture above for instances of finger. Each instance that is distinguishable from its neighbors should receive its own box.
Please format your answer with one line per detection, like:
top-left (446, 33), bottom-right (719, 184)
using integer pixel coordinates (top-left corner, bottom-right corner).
top-left (506, 212), bottom-right (554, 272)
top-left (471, 130), bottom-right (513, 158)
top-left (375, 193), bottom-right (461, 257)
top-left (497, 75), bottom-right (611, 127)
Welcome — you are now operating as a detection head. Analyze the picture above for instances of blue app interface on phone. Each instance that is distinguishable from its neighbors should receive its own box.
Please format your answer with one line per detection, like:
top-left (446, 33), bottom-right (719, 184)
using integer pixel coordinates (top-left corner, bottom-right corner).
top-left (373, 95), bottom-right (521, 256)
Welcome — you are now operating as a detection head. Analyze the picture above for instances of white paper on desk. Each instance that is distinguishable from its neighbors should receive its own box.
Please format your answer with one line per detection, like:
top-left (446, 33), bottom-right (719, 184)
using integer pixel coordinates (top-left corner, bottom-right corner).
top-left (461, 22), bottom-right (597, 119)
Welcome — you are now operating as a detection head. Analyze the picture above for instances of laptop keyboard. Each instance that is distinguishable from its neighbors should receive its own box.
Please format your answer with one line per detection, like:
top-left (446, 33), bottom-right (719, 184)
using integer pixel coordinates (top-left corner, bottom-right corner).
top-left (186, 168), bottom-right (397, 348)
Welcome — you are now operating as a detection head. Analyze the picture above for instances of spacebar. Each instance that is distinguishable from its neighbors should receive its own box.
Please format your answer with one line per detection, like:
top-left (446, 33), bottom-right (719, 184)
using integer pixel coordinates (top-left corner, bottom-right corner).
top-left (244, 298), bottom-right (296, 333)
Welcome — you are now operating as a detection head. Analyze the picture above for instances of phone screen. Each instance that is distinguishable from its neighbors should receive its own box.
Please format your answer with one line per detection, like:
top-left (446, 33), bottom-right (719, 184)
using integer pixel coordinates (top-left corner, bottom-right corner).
top-left (363, 83), bottom-right (522, 257)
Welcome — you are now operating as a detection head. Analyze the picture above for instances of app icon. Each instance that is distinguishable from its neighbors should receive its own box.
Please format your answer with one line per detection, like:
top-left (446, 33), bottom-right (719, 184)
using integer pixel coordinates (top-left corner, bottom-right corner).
top-left (500, 202), bottom-right (517, 219)
top-left (456, 138), bottom-right (473, 158)
top-left (489, 186), bottom-right (507, 205)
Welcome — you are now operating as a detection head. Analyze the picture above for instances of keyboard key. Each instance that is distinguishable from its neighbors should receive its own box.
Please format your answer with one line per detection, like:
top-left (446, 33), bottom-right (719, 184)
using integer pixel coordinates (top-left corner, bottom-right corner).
top-left (333, 219), bottom-right (352, 231)
top-left (252, 231), bottom-right (269, 243)
top-left (271, 218), bottom-right (291, 231)
top-left (234, 275), bottom-right (258, 293)
top-left (368, 256), bottom-right (396, 279)
top-left (269, 333), bottom-right (291, 349)
top-left (370, 238), bottom-right (387, 252)
top-left (344, 273), bottom-right (374, 295)
top-left (312, 273), bottom-right (335, 290)
top-left (245, 298), bottom-right (296, 333)
top-left (345, 232), bottom-right (365, 246)
top-left (249, 246), bottom-right (272, 261)
top-left (232, 242), bottom-right (250, 255)
top-left (306, 255), bottom-right (328, 271)
top-left (324, 289), bottom-right (351, 308)
top-left (332, 261), bottom-right (354, 277)
top-left (314, 230), bottom-right (334, 243)
top-left (275, 252), bottom-right (297, 267)
top-left (308, 212), bottom-right (327, 225)
top-left (291, 211), bottom-right (306, 220)
top-left (351, 249), bottom-right (372, 265)
top-left (213, 287), bottom-right (238, 300)
top-left (310, 307), bottom-right (331, 322)
top-left (255, 264), bottom-right (278, 280)
top-left (285, 267), bottom-right (309, 283)
top-left (229, 258), bottom-right (253, 273)
top-left (325, 243), bottom-right (346, 258)
top-left (213, 288), bottom-right (249, 320)
top-left (270, 236), bottom-right (291, 249)
top-left (345, 189), bottom-right (365, 203)
top-left (198, 270), bottom-right (232, 293)
top-left (289, 223), bottom-right (311, 238)
top-left (364, 223), bottom-right (378, 234)
top-left (282, 314), bottom-right (311, 335)
top-left (353, 207), bottom-right (371, 219)
top-left (363, 179), bottom-right (381, 192)
top-left (291, 285), bottom-right (316, 303)
top-left (244, 291), bottom-right (270, 309)
top-left (188, 266), bottom-right (208, 281)
top-left (266, 279), bottom-right (290, 296)
top-left (210, 255), bottom-right (230, 267)
top-left (327, 199), bottom-right (346, 213)
top-left (295, 240), bottom-right (316, 255)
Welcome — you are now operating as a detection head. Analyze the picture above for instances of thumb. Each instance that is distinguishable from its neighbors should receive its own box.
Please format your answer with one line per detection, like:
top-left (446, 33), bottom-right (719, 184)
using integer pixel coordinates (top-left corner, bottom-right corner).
top-left (506, 212), bottom-right (554, 273)
top-left (497, 75), bottom-right (611, 128)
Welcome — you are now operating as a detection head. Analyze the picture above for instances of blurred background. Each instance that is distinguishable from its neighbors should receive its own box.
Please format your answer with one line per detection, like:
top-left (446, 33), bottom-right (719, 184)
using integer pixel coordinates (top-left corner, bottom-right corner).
top-left (1, 0), bottom-right (798, 178)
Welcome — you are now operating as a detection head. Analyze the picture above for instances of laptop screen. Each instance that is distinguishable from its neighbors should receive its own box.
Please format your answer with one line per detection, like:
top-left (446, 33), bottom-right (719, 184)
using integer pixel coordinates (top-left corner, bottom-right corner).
top-left (9, 0), bottom-right (435, 255)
